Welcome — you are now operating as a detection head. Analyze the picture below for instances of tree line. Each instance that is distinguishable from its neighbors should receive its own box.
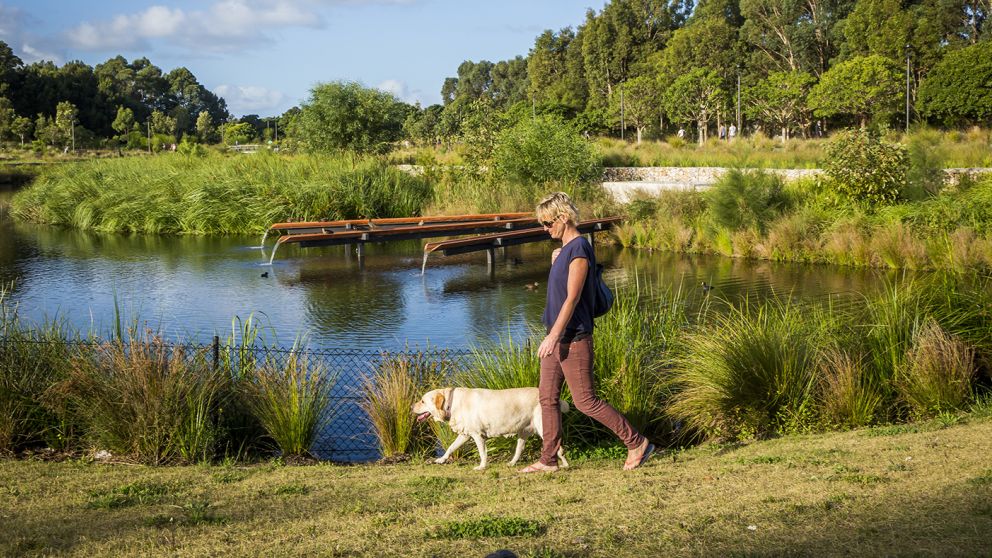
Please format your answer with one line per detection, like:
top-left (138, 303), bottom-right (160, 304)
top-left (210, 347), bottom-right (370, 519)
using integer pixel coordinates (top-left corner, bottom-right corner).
top-left (1, 0), bottom-right (990, 153)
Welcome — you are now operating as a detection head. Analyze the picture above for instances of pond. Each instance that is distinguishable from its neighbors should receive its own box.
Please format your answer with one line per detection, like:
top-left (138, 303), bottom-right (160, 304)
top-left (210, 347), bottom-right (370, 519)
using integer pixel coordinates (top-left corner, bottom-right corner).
top-left (1, 186), bottom-right (895, 352)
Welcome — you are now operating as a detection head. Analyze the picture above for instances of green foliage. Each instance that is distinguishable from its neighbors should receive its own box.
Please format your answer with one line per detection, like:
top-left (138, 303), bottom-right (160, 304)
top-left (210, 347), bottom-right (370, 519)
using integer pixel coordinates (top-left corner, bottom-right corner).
top-left (669, 300), bottom-right (825, 440)
top-left (706, 169), bottom-right (789, 233)
top-left (11, 153), bottom-right (433, 234)
top-left (744, 71), bottom-right (816, 141)
top-left (87, 481), bottom-right (177, 509)
top-left (918, 41), bottom-right (992, 126)
top-left (824, 128), bottom-right (908, 206)
top-left (360, 351), bottom-right (451, 458)
top-left (492, 115), bottom-right (601, 186)
top-left (111, 106), bottom-right (134, 137)
top-left (663, 68), bottom-right (726, 143)
top-left (53, 335), bottom-right (226, 464)
top-left (222, 122), bottom-right (253, 146)
top-left (896, 321), bottom-right (976, 419)
top-left (294, 81), bottom-right (408, 153)
top-left (808, 55), bottom-right (901, 126)
top-left (241, 350), bottom-right (334, 458)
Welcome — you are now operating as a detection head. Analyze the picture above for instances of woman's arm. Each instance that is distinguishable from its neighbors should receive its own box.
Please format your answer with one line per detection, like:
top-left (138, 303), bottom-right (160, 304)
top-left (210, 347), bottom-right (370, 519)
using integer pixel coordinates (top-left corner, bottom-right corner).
top-left (537, 257), bottom-right (588, 358)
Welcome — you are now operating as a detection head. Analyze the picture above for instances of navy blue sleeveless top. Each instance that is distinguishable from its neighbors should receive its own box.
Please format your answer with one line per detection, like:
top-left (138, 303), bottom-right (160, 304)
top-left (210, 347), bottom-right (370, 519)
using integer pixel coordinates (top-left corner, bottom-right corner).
top-left (542, 236), bottom-right (596, 340)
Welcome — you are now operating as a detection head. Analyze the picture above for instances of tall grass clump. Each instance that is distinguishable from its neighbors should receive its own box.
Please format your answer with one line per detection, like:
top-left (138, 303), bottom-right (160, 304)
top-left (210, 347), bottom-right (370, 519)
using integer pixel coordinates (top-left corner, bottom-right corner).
top-left (361, 350), bottom-right (451, 458)
top-left (11, 152), bottom-right (433, 234)
top-left (669, 299), bottom-right (824, 439)
top-left (461, 334), bottom-right (540, 390)
top-left (241, 349), bottom-right (335, 459)
top-left (52, 334), bottom-right (226, 464)
top-left (593, 280), bottom-right (689, 438)
top-left (818, 349), bottom-right (883, 429)
top-left (706, 169), bottom-right (789, 234)
top-left (896, 320), bottom-right (976, 419)
top-left (0, 291), bottom-right (75, 452)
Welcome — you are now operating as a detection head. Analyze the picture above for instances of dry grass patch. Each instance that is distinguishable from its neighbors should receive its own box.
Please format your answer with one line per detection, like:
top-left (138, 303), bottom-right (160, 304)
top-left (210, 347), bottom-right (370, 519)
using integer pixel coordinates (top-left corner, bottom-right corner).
top-left (1, 417), bottom-right (990, 556)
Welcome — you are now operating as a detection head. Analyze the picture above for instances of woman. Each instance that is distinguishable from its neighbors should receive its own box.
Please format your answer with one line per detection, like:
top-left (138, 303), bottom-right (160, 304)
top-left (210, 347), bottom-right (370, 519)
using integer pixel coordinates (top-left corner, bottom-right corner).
top-left (519, 192), bottom-right (654, 473)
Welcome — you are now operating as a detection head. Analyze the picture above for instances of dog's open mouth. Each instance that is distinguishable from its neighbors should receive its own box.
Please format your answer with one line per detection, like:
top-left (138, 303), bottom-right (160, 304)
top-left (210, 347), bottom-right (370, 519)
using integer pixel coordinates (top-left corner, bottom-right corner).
top-left (416, 411), bottom-right (431, 422)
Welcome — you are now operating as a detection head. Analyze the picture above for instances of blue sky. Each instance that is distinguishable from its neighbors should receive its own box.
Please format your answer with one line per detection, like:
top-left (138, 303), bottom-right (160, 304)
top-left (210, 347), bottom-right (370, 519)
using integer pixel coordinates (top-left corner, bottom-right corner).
top-left (0, 0), bottom-right (594, 117)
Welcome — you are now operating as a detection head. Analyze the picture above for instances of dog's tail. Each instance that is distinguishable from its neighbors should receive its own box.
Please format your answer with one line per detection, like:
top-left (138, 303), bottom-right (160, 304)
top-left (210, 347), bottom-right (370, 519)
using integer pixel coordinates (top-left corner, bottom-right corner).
top-left (559, 399), bottom-right (570, 413)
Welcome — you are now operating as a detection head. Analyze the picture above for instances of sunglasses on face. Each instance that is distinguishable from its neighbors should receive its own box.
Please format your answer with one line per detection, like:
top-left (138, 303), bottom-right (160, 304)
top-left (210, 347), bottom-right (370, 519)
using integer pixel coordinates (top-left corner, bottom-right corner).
top-left (540, 216), bottom-right (559, 228)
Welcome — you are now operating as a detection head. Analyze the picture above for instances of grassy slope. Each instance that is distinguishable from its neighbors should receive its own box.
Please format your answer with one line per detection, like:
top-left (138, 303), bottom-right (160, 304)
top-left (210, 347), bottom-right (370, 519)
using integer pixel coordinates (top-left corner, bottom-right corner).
top-left (1, 416), bottom-right (990, 557)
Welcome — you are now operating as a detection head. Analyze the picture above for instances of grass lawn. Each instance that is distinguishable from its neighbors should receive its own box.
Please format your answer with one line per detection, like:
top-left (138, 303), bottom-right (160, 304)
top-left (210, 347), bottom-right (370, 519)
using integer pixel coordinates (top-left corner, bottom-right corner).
top-left (2, 416), bottom-right (990, 557)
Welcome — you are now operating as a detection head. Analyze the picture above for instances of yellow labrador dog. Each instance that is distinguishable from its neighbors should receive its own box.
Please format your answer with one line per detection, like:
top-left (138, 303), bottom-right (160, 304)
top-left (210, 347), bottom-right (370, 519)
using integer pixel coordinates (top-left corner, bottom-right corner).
top-left (412, 387), bottom-right (570, 470)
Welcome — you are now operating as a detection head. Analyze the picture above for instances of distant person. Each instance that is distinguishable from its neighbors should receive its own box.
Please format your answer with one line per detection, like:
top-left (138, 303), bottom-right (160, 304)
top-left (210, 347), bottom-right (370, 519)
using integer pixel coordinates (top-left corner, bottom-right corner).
top-left (518, 192), bottom-right (654, 473)
top-left (719, 124), bottom-right (726, 140)
top-left (728, 124), bottom-right (737, 140)
top-left (677, 127), bottom-right (686, 139)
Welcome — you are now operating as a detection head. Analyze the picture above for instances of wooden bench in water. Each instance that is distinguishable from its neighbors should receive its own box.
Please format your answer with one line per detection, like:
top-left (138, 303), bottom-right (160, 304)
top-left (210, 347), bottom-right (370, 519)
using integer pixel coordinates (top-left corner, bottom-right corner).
top-left (260, 212), bottom-right (535, 265)
top-left (420, 217), bottom-right (622, 274)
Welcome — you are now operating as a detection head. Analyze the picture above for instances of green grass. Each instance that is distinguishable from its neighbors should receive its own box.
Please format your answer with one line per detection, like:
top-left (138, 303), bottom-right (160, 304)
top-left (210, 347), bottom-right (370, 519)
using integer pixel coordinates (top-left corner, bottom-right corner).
top-left (1, 416), bottom-right (990, 556)
top-left (10, 152), bottom-right (433, 234)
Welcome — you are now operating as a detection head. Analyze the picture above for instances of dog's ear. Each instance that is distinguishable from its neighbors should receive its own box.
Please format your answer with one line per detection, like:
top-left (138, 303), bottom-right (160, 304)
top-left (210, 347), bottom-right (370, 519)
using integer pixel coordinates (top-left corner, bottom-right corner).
top-left (433, 391), bottom-right (449, 420)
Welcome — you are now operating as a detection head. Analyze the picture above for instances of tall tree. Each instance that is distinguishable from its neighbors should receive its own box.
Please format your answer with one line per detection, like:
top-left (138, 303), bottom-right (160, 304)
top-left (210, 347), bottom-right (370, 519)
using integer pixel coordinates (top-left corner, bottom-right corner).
top-left (293, 81), bottom-right (409, 153)
top-left (745, 70), bottom-right (816, 140)
top-left (609, 75), bottom-right (662, 143)
top-left (664, 68), bottom-right (727, 144)
top-left (490, 57), bottom-right (529, 108)
top-left (807, 55), bottom-right (901, 127)
top-left (111, 106), bottom-right (135, 137)
top-left (918, 40), bottom-right (992, 125)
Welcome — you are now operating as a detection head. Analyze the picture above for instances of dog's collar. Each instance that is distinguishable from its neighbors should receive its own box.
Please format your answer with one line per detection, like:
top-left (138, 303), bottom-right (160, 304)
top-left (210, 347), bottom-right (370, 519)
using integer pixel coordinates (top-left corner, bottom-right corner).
top-left (442, 387), bottom-right (454, 421)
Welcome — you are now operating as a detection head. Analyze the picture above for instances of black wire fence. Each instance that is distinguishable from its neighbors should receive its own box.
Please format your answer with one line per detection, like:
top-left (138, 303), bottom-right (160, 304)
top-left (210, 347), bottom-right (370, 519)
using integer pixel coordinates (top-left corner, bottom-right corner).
top-left (0, 335), bottom-right (477, 462)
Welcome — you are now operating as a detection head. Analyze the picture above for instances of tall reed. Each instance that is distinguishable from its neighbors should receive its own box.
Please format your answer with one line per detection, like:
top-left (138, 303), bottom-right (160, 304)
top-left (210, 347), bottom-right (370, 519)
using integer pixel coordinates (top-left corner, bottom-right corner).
top-left (241, 349), bottom-right (335, 458)
top-left (897, 321), bottom-right (976, 419)
top-left (669, 299), bottom-right (824, 439)
top-left (52, 334), bottom-right (225, 464)
top-left (361, 350), bottom-right (451, 458)
top-left (12, 152), bottom-right (433, 234)
top-left (818, 348), bottom-right (883, 429)
top-left (0, 290), bottom-right (75, 452)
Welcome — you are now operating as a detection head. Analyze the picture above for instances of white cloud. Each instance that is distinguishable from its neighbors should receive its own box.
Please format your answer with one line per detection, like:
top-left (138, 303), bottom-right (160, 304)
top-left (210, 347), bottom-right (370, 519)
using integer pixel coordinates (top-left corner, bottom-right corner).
top-left (65, 0), bottom-right (324, 53)
top-left (0, 5), bottom-right (64, 64)
top-left (376, 79), bottom-right (423, 105)
top-left (214, 84), bottom-right (287, 114)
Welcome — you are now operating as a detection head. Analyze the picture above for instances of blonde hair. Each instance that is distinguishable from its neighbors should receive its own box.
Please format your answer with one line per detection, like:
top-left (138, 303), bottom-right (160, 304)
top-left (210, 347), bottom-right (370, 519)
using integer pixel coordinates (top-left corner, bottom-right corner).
top-left (535, 191), bottom-right (579, 226)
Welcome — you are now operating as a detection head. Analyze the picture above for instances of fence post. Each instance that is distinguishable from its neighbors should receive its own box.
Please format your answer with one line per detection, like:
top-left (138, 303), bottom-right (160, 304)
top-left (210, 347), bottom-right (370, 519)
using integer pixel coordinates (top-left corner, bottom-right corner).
top-left (212, 335), bottom-right (220, 371)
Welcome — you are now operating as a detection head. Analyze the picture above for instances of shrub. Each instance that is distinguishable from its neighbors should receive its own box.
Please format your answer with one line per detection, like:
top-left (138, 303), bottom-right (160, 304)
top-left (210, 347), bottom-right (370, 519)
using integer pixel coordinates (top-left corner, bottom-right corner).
top-left (819, 349), bottom-right (883, 428)
top-left (706, 169), bottom-right (789, 233)
top-left (361, 351), bottom-right (450, 458)
top-left (824, 128), bottom-right (908, 207)
top-left (493, 115), bottom-right (601, 186)
top-left (53, 335), bottom-right (226, 464)
top-left (897, 321), bottom-right (975, 419)
top-left (669, 300), bottom-right (822, 440)
top-left (241, 350), bottom-right (334, 458)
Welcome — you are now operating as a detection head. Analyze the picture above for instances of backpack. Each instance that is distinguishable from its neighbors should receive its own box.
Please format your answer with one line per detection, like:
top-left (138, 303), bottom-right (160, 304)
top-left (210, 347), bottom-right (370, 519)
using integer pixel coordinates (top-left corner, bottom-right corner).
top-left (592, 263), bottom-right (614, 318)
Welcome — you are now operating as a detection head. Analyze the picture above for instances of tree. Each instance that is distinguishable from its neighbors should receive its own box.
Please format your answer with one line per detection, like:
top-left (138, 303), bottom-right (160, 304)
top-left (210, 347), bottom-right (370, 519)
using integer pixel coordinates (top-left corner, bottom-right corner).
top-left (918, 40), bottom-right (992, 126)
top-left (54, 101), bottom-right (79, 149)
top-left (0, 96), bottom-right (14, 140)
top-left (196, 110), bottom-right (215, 143)
top-left (149, 110), bottom-right (177, 138)
top-left (11, 115), bottom-right (31, 146)
top-left (609, 75), bottom-right (661, 143)
top-left (111, 106), bottom-right (135, 137)
top-left (222, 121), bottom-right (254, 145)
top-left (664, 68), bottom-right (727, 144)
top-left (745, 71), bottom-right (816, 141)
top-left (490, 57), bottom-right (529, 108)
top-left (493, 115), bottom-right (600, 185)
top-left (293, 81), bottom-right (408, 153)
top-left (807, 55), bottom-right (901, 127)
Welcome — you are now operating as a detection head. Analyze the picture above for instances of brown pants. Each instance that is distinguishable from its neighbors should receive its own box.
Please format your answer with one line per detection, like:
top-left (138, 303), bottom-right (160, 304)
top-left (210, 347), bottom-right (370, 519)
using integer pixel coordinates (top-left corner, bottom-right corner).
top-left (539, 336), bottom-right (644, 466)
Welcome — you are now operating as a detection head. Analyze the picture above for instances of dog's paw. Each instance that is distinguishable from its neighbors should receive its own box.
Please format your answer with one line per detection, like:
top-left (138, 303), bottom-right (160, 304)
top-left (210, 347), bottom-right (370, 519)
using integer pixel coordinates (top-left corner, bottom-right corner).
top-left (473, 464), bottom-right (487, 471)
top-left (433, 457), bottom-right (449, 464)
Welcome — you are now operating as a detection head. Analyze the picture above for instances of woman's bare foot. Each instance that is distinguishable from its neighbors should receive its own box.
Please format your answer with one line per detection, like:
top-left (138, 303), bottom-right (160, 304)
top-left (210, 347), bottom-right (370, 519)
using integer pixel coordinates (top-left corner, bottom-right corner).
top-left (623, 439), bottom-right (655, 470)
top-left (518, 461), bottom-right (559, 474)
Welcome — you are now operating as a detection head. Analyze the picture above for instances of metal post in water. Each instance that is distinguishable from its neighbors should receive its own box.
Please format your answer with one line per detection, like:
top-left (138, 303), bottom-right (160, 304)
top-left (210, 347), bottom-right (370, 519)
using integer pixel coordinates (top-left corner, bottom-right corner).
top-left (212, 335), bottom-right (220, 370)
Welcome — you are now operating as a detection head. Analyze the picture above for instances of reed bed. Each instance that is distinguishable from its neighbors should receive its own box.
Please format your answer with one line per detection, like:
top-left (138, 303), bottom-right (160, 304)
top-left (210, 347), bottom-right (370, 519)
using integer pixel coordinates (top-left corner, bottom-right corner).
top-left (617, 170), bottom-right (992, 272)
top-left (11, 152), bottom-right (433, 234)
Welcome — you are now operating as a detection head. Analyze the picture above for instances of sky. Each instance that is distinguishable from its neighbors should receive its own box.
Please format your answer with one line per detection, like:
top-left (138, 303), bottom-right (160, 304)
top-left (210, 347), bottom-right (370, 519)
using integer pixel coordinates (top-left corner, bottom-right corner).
top-left (0, 0), bottom-right (595, 117)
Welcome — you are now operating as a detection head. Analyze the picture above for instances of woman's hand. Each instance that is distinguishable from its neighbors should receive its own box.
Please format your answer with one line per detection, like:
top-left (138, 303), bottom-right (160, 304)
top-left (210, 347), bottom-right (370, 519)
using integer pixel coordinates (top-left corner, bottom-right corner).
top-left (537, 334), bottom-right (558, 358)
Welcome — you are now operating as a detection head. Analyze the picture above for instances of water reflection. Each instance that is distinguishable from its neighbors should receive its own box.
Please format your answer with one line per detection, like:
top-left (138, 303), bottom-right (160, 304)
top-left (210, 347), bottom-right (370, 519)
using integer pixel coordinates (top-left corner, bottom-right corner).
top-left (0, 197), bottom-right (916, 349)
